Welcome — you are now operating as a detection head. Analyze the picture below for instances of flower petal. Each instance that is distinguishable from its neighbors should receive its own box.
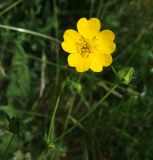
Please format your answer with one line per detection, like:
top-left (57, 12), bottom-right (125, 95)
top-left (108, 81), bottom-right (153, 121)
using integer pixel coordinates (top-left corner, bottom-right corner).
top-left (90, 53), bottom-right (112, 72)
top-left (90, 53), bottom-right (103, 72)
top-left (101, 54), bottom-right (113, 66)
top-left (68, 53), bottom-right (91, 72)
top-left (99, 30), bottom-right (115, 41)
top-left (61, 29), bottom-right (81, 53)
top-left (77, 18), bottom-right (101, 39)
top-left (96, 30), bottom-right (116, 54)
top-left (68, 53), bottom-right (79, 67)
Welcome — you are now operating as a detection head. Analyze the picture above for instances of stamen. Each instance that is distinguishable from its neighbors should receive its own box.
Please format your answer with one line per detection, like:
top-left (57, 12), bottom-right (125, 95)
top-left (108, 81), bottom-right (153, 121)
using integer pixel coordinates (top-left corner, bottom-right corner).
top-left (75, 38), bottom-right (91, 58)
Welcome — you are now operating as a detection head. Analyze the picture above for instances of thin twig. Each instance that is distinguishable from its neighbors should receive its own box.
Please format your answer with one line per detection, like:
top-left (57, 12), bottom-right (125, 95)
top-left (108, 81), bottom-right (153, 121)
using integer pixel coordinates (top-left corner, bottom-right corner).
top-left (0, 24), bottom-right (61, 43)
top-left (39, 51), bottom-right (46, 98)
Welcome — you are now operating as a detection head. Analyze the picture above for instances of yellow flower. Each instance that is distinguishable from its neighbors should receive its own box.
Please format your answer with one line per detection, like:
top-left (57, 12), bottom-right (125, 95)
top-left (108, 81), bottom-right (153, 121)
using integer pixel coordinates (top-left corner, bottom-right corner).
top-left (61, 18), bottom-right (116, 72)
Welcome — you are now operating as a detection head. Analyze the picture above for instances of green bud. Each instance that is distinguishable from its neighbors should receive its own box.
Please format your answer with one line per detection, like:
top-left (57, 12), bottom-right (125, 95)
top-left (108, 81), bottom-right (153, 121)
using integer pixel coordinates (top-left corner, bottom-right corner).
top-left (117, 67), bottom-right (134, 85)
top-left (48, 143), bottom-right (55, 150)
top-left (72, 82), bottom-right (82, 93)
top-left (67, 80), bottom-right (82, 93)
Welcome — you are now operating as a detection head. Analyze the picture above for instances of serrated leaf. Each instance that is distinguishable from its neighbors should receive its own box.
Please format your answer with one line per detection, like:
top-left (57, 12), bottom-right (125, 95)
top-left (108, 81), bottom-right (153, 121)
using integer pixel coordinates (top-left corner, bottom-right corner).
top-left (7, 43), bottom-right (30, 103)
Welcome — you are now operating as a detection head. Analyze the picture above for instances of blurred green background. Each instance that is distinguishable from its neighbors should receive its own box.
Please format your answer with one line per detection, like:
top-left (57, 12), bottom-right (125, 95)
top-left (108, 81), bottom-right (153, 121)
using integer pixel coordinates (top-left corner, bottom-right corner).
top-left (0, 0), bottom-right (153, 159)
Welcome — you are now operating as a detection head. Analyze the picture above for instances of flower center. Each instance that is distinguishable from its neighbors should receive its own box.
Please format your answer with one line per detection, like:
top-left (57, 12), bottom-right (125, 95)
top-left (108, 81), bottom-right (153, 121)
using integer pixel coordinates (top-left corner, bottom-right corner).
top-left (76, 38), bottom-right (90, 58)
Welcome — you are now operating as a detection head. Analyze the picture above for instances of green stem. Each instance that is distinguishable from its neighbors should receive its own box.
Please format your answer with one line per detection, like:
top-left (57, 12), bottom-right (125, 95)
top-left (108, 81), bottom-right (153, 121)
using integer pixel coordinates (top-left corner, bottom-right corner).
top-left (89, 0), bottom-right (95, 17)
top-left (0, 0), bottom-right (23, 17)
top-left (59, 101), bottom-right (74, 143)
top-left (53, 0), bottom-right (60, 86)
top-left (27, 54), bottom-right (66, 69)
top-left (55, 84), bottom-right (118, 142)
top-left (3, 133), bottom-right (15, 156)
top-left (47, 95), bottom-right (60, 145)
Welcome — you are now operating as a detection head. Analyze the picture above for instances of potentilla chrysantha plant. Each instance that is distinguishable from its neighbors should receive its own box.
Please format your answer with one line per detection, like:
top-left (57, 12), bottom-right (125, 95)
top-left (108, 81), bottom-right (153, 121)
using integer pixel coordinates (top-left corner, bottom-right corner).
top-left (61, 18), bottom-right (116, 72)
top-left (46, 17), bottom-right (133, 152)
